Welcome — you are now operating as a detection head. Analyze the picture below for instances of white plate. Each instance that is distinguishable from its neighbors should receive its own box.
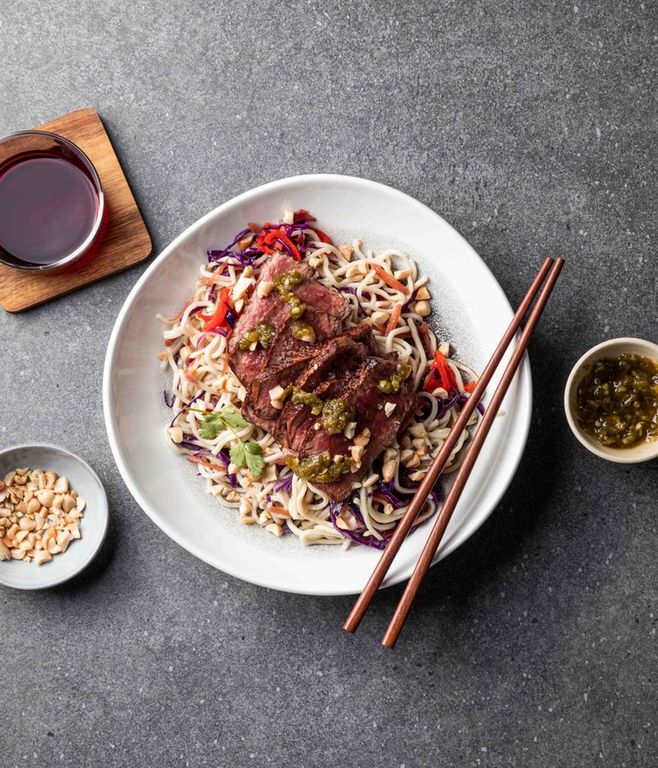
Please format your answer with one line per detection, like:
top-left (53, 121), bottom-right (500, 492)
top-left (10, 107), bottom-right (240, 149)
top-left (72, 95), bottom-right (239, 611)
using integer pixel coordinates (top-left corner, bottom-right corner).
top-left (103, 174), bottom-right (532, 595)
top-left (0, 444), bottom-right (108, 590)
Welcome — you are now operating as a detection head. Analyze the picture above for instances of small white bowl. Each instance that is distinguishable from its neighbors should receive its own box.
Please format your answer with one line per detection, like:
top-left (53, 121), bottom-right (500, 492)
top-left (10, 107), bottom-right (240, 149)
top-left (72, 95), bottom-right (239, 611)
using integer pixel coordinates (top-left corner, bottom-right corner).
top-left (0, 444), bottom-right (108, 590)
top-left (564, 337), bottom-right (658, 464)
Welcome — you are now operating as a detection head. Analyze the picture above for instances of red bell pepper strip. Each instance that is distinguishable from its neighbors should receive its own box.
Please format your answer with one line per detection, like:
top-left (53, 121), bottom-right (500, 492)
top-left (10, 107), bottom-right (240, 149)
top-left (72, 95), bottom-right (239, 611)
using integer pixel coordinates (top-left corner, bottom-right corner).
top-left (256, 227), bottom-right (301, 260)
top-left (272, 230), bottom-right (301, 260)
top-left (200, 287), bottom-right (234, 332)
top-left (423, 351), bottom-right (457, 393)
top-left (310, 226), bottom-right (332, 244)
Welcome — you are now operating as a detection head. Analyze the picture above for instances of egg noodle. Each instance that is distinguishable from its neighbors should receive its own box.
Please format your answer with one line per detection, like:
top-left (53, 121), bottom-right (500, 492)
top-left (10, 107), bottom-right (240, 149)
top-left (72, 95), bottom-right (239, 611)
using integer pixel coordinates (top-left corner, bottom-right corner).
top-left (158, 212), bottom-right (480, 549)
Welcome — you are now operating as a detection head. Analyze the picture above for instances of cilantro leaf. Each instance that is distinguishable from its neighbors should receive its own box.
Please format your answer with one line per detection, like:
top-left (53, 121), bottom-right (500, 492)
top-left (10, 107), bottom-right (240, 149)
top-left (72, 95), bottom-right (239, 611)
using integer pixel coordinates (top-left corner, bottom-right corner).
top-left (198, 406), bottom-right (249, 440)
top-left (229, 441), bottom-right (246, 469)
top-left (243, 442), bottom-right (265, 478)
top-left (199, 412), bottom-right (225, 440)
top-left (229, 440), bottom-right (265, 478)
top-left (221, 407), bottom-right (249, 430)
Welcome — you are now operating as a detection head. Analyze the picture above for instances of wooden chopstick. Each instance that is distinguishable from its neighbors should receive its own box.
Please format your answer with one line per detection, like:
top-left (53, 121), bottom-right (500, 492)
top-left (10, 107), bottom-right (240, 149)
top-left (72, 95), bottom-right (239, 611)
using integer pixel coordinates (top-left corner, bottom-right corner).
top-left (381, 257), bottom-right (564, 648)
top-left (343, 256), bottom-right (559, 636)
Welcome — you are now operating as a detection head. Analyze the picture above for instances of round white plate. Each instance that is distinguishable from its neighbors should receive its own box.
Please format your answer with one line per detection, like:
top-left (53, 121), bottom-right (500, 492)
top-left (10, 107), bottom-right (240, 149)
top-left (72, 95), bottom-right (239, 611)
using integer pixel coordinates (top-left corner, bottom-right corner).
top-left (103, 174), bottom-right (532, 595)
top-left (0, 444), bottom-right (108, 590)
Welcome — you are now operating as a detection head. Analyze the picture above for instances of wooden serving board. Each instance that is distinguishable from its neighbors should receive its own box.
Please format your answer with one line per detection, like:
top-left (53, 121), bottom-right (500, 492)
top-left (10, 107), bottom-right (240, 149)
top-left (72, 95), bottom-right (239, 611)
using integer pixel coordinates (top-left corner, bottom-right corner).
top-left (0, 108), bottom-right (152, 312)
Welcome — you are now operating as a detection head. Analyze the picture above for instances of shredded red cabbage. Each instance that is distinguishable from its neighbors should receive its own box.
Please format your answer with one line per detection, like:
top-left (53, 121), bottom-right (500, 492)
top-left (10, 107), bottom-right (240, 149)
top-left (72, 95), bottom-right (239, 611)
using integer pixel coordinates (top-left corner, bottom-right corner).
top-left (180, 439), bottom-right (203, 452)
top-left (225, 308), bottom-right (237, 328)
top-left (436, 389), bottom-right (463, 419)
top-left (375, 481), bottom-right (407, 508)
top-left (457, 391), bottom-right (485, 415)
top-left (207, 248), bottom-right (257, 266)
top-left (215, 450), bottom-right (238, 487)
top-left (163, 390), bottom-right (175, 408)
top-left (337, 286), bottom-right (367, 318)
top-left (272, 475), bottom-right (293, 493)
top-left (328, 501), bottom-right (388, 550)
top-left (169, 393), bottom-right (204, 427)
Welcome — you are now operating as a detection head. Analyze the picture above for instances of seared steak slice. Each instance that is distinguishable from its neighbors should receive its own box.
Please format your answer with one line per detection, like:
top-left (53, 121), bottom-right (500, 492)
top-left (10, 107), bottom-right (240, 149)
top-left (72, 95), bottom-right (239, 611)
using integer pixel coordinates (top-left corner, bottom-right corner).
top-left (228, 251), bottom-right (348, 384)
top-left (224, 240), bottom-right (418, 505)
top-left (242, 348), bottom-right (314, 431)
top-left (305, 355), bottom-right (416, 501)
top-left (246, 325), bottom-right (373, 437)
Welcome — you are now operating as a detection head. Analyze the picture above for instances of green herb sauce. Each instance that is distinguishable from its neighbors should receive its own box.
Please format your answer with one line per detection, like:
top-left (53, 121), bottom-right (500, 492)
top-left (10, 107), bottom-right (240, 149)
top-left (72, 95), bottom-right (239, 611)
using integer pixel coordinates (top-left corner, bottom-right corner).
top-left (321, 399), bottom-right (356, 435)
top-left (576, 353), bottom-right (658, 448)
top-left (273, 271), bottom-right (306, 319)
top-left (287, 452), bottom-right (349, 483)
top-left (237, 322), bottom-right (276, 351)
top-left (377, 360), bottom-right (412, 394)
top-left (290, 321), bottom-right (316, 343)
top-left (289, 387), bottom-right (323, 415)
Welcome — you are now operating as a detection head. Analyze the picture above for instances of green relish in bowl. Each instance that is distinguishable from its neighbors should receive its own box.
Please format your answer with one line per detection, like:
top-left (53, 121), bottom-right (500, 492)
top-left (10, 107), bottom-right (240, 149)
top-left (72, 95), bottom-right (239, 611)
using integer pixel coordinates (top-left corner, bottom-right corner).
top-left (576, 353), bottom-right (658, 448)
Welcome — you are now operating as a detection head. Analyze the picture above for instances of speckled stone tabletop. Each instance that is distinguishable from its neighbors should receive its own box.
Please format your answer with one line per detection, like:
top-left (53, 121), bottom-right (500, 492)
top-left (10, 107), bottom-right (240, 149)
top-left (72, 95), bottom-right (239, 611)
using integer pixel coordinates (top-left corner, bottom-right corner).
top-left (1, 1), bottom-right (656, 766)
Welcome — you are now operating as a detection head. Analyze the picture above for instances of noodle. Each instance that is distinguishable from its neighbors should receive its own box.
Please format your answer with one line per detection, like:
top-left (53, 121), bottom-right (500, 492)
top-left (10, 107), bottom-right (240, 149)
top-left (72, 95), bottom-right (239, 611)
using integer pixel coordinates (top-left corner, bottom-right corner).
top-left (158, 214), bottom-right (480, 549)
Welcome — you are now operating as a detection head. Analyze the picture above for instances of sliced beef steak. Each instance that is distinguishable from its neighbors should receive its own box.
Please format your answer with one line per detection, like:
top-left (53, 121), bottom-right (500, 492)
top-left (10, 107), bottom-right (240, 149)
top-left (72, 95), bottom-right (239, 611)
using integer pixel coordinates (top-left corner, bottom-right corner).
top-left (303, 354), bottom-right (416, 501)
top-left (225, 246), bottom-right (417, 503)
top-left (228, 251), bottom-right (348, 384)
top-left (245, 325), bottom-right (373, 436)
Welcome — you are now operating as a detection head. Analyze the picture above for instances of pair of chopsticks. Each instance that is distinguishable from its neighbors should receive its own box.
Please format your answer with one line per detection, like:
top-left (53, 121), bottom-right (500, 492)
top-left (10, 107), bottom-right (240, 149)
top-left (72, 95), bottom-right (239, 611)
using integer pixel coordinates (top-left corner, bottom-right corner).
top-left (344, 256), bottom-right (564, 648)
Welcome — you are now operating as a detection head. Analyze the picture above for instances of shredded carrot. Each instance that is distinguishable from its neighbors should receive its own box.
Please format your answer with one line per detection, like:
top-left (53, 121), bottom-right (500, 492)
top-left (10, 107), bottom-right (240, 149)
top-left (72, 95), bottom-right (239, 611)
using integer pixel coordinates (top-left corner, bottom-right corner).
top-left (165, 339), bottom-right (176, 347)
top-left (385, 304), bottom-right (402, 335)
top-left (273, 456), bottom-right (289, 466)
top-left (186, 455), bottom-right (224, 471)
top-left (267, 505), bottom-right (291, 518)
top-left (464, 380), bottom-right (478, 393)
top-left (371, 263), bottom-right (410, 295)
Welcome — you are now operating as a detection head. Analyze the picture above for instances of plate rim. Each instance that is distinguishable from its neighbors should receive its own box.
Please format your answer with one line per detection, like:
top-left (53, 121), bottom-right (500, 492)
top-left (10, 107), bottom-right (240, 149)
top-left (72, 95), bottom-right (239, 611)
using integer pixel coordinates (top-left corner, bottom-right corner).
top-left (103, 173), bottom-right (532, 595)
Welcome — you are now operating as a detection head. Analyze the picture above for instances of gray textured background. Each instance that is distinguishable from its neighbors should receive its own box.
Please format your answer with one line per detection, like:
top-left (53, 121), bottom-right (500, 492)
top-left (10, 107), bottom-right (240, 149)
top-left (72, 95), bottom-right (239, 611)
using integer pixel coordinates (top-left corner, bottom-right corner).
top-left (1, 1), bottom-right (657, 766)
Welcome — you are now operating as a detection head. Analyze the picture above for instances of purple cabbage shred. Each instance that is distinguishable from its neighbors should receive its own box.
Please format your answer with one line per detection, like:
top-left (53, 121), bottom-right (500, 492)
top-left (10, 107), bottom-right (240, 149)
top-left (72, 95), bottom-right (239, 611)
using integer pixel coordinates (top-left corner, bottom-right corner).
top-left (375, 481), bottom-right (407, 508)
top-left (272, 475), bottom-right (293, 494)
top-left (328, 501), bottom-right (388, 550)
top-left (225, 308), bottom-right (237, 328)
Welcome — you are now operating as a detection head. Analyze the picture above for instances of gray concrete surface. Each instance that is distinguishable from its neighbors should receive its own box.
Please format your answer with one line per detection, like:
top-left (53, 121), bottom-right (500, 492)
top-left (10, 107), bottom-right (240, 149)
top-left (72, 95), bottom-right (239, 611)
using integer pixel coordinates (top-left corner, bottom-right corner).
top-left (1, 1), bottom-right (656, 766)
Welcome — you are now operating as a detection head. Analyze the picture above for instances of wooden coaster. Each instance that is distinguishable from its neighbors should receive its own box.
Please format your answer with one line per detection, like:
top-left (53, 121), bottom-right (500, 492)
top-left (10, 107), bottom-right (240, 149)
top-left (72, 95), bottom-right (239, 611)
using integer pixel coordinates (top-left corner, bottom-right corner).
top-left (0, 108), bottom-right (152, 312)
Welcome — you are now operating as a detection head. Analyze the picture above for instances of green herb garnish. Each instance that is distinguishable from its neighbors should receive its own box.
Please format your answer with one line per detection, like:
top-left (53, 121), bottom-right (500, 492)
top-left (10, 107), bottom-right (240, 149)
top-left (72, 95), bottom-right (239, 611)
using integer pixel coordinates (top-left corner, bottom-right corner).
top-left (198, 406), bottom-right (249, 439)
top-left (190, 406), bottom-right (264, 478)
top-left (229, 441), bottom-right (265, 478)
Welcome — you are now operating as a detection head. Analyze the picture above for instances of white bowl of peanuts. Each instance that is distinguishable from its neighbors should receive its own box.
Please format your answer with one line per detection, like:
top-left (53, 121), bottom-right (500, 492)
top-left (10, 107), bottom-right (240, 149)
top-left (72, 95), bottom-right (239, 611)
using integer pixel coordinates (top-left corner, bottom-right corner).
top-left (0, 444), bottom-right (108, 590)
